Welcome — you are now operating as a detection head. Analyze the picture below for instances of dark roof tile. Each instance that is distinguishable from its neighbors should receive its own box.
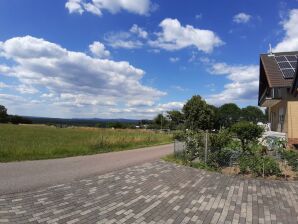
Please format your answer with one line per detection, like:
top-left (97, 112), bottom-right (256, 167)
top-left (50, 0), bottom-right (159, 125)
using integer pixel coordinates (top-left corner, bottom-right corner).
top-left (260, 51), bottom-right (298, 87)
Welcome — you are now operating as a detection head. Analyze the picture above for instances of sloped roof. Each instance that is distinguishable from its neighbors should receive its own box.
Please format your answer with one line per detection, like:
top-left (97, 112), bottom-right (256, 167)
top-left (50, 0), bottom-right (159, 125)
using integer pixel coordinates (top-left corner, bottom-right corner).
top-left (292, 63), bottom-right (298, 96)
top-left (260, 51), bottom-right (298, 88)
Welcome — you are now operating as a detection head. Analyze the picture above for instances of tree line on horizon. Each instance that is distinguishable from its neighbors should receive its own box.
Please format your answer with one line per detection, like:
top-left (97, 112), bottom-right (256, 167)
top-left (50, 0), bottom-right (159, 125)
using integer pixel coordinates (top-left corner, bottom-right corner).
top-left (0, 105), bottom-right (32, 125)
top-left (153, 95), bottom-right (267, 131)
top-left (0, 95), bottom-right (266, 130)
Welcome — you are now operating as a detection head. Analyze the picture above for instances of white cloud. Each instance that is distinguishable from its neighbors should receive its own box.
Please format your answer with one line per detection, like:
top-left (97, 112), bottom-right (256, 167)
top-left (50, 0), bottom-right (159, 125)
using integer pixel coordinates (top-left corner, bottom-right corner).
top-left (0, 82), bottom-right (9, 89)
top-left (0, 36), bottom-right (167, 118)
top-left (16, 84), bottom-right (39, 94)
top-left (130, 24), bottom-right (148, 39)
top-left (89, 41), bottom-right (110, 58)
top-left (206, 62), bottom-right (259, 106)
top-left (171, 85), bottom-right (187, 91)
top-left (149, 18), bottom-right (224, 53)
top-left (169, 57), bottom-right (179, 63)
top-left (0, 93), bottom-right (27, 103)
top-left (195, 14), bottom-right (202, 19)
top-left (126, 99), bottom-right (154, 107)
top-left (148, 49), bottom-right (160, 54)
top-left (104, 26), bottom-right (146, 49)
top-left (273, 9), bottom-right (298, 52)
top-left (65, 0), bottom-right (84, 14)
top-left (111, 101), bottom-right (184, 117)
top-left (65, 0), bottom-right (152, 16)
top-left (0, 81), bottom-right (38, 94)
top-left (83, 2), bottom-right (102, 16)
top-left (233, 13), bottom-right (251, 24)
top-left (205, 83), bottom-right (216, 92)
top-left (105, 33), bottom-right (143, 49)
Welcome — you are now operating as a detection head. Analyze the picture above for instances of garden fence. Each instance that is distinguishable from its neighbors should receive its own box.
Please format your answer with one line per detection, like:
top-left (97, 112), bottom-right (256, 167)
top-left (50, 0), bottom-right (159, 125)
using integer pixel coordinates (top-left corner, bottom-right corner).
top-left (173, 132), bottom-right (298, 178)
top-left (173, 133), bottom-right (238, 165)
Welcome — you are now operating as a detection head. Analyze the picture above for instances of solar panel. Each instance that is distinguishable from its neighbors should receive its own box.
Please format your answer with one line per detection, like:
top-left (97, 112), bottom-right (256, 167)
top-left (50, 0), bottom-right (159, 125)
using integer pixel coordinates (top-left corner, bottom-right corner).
top-left (281, 69), bottom-right (295, 79)
top-left (286, 55), bottom-right (297, 61)
top-left (275, 56), bottom-right (286, 62)
top-left (290, 62), bottom-right (297, 69)
top-left (274, 55), bottom-right (298, 79)
top-left (278, 61), bottom-right (291, 69)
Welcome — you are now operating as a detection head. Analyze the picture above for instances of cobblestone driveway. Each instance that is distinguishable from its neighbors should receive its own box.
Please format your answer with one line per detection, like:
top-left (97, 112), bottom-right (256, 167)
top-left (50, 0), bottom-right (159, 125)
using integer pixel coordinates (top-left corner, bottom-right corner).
top-left (1, 161), bottom-right (298, 224)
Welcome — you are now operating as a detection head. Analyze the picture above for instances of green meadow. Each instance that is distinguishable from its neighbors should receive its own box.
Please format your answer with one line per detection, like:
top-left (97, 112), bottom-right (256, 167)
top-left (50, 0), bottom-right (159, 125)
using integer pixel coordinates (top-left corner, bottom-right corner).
top-left (0, 124), bottom-right (172, 162)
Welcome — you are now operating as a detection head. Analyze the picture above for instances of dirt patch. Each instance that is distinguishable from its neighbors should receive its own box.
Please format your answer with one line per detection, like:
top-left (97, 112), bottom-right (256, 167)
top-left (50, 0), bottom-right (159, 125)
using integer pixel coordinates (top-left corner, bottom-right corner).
top-left (220, 164), bottom-right (298, 181)
top-left (221, 166), bottom-right (240, 176)
top-left (279, 162), bottom-right (298, 181)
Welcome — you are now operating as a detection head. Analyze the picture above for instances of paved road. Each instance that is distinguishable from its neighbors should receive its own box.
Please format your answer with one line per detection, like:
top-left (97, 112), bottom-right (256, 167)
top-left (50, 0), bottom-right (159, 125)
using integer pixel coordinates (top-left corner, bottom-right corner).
top-left (0, 144), bottom-right (172, 194)
top-left (1, 161), bottom-right (298, 224)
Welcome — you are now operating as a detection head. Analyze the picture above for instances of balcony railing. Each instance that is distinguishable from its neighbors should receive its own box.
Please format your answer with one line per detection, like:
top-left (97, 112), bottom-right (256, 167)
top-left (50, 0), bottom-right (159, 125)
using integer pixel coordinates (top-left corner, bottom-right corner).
top-left (259, 88), bottom-right (282, 107)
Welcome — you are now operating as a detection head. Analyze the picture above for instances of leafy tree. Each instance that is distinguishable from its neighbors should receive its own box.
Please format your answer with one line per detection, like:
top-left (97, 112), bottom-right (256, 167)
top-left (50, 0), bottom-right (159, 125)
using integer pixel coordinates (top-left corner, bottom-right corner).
top-left (241, 106), bottom-right (266, 123)
top-left (217, 103), bottom-right (241, 128)
top-left (230, 121), bottom-right (264, 152)
top-left (209, 105), bottom-right (220, 129)
top-left (9, 115), bottom-right (32, 125)
top-left (153, 113), bottom-right (168, 129)
top-left (166, 110), bottom-right (184, 130)
top-left (182, 95), bottom-right (215, 131)
top-left (0, 105), bottom-right (8, 123)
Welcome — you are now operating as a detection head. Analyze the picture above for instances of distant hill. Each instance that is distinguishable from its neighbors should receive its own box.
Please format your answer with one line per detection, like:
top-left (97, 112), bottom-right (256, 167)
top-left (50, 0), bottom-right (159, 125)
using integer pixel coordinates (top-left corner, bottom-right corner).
top-left (24, 116), bottom-right (150, 127)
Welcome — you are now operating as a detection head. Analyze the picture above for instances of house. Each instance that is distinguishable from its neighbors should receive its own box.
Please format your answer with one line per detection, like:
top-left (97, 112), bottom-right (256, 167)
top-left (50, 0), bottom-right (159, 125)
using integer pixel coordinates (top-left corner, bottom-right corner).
top-left (258, 51), bottom-right (298, 147)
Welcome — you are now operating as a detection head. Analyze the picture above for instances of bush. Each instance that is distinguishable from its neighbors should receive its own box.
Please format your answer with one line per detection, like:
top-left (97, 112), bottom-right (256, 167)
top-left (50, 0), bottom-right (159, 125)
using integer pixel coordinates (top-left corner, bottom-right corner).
top-left (208, 148), bottom-right (239, 168)
top-left (183, 131), bottom-right (205, 164)
top-left (281, 150), bottom-right (298, 172)
top-left (226, 138), bottom-right (242, 150)
top-left (173, 131), bottom-right (186, 141)
top-left (230, 121), bottom-right (264, 152)
top-left (209, 130), bottom-right (232, 153)
top-left (239, 155), bottom-right (281, 176)
top-left (191, 161), bottom-right (216, 172)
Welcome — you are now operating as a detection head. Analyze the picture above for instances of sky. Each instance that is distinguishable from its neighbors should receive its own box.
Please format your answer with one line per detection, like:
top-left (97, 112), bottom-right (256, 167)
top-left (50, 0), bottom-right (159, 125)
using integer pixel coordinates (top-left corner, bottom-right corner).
top-left (0, 0), bottom-right (298, 119)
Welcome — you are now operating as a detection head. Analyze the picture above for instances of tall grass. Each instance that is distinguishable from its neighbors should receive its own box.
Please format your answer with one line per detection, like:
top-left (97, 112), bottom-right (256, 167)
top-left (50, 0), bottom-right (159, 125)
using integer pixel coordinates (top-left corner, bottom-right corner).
top-left (0, 124), bottom-right (172, 162)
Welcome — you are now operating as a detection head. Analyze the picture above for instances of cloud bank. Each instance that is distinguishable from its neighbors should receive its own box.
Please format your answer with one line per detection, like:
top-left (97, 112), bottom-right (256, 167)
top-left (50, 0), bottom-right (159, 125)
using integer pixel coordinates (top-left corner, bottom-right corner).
top-left (273, 9), bottom-right (298, 52)
top-left (0, 35), bottom-right (173, 118)
top-left (65, 0), bottom-right (153, 16)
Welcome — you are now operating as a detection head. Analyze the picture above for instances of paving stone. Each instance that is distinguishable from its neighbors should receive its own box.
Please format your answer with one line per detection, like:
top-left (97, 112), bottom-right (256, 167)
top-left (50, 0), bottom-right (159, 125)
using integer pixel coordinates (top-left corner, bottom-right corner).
top-left (0, 161), bottom-right (298, 223)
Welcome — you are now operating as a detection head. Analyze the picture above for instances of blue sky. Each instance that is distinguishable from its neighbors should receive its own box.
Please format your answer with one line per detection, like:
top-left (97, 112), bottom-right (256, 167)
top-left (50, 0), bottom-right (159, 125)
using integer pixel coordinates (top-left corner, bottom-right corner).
top-left (0, 0), bottom-right (298, 119)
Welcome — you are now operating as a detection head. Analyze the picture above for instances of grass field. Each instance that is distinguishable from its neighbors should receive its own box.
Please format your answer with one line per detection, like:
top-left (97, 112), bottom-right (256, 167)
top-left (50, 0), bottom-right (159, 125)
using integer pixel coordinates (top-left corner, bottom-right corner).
top-left (0, 124), bottom-right (173, 162)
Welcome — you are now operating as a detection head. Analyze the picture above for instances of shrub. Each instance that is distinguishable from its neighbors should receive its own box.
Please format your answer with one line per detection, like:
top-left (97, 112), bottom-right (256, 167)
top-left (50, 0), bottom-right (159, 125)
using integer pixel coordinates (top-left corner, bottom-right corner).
top-left (239, 155), bottom-right (281, 176)
top-left (227, 139), bottom-right (242, 151)
top-left (209, 130), bottom-right (232, 153)
top-left (281, 150), bottom-right (298, 172)
top-left (183, 131), bottom-right (205, 164)
top-left (191, 161), bottom-right (216, 172)
top-left (260, 136), bottom-right (287, 152)
top-left (173, 131), bottom-right (186, 141)
top-left (230, 121), bottom-right (264, 152)
top-left (207, 148), bottom-right (240, 168)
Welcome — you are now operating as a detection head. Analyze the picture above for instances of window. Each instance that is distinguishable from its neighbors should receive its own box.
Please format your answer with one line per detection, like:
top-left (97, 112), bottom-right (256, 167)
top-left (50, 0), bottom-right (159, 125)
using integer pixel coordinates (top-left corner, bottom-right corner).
top-left (278, 107), bottom-right (285, 131)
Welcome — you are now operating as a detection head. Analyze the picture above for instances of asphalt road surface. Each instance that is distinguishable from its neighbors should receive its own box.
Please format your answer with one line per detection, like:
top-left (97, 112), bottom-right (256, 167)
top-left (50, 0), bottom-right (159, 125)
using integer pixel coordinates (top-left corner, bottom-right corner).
top-left (0, 144), bottom-right (172, 194)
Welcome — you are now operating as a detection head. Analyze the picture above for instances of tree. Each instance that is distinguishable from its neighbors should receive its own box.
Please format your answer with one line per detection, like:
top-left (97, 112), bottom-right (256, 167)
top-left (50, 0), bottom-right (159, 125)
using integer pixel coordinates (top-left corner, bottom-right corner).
top-left (166, 110), bottom-right (184, 130)
top-left (241, 106), bottom-right (266, 123)
top-left (9, 115), bottom-right (32, 125)
top-left (209, 105), bottom-right (220, 129)
top-left (0, 105), bottom-right (8, 123)
top-left (217, 103), bottom-right (241, 128)
top-left (182, 95), bottom-right (215, 131)
top-left (230, 121), bottom-right (264, 152)
top-left (153, 113), bottom-right (168, 129)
